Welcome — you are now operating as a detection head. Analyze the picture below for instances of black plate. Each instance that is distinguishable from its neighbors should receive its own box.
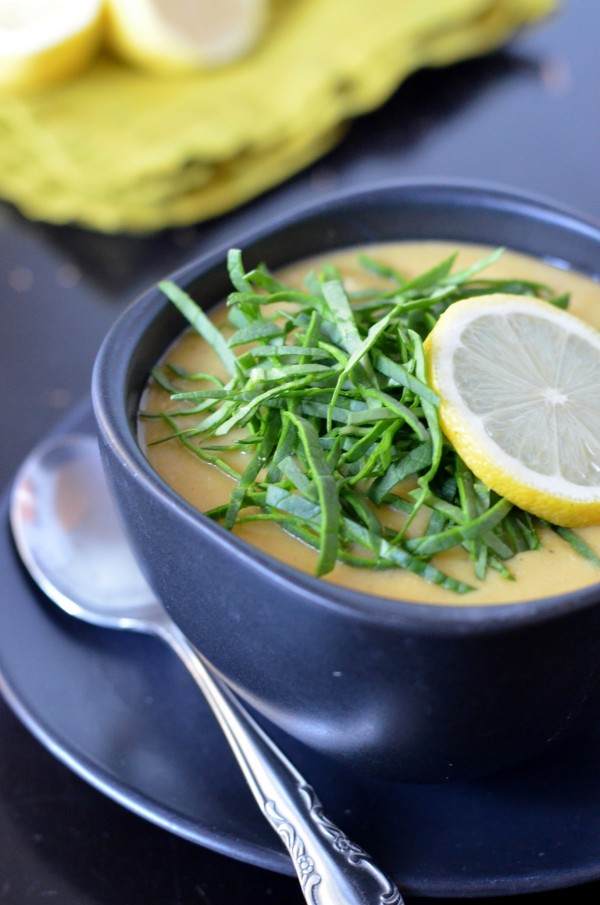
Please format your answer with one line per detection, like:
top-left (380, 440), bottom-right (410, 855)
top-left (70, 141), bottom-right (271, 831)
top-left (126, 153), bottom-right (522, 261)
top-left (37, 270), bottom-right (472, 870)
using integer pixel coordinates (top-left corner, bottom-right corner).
top-left (2, 401), bottom-right (600, 899)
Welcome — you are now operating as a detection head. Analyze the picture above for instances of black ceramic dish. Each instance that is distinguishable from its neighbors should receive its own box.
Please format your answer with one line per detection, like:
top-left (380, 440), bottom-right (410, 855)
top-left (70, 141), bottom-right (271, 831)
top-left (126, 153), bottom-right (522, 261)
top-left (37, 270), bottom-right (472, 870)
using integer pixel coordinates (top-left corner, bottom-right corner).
top-left (93, 180), bottom-right (600, 783)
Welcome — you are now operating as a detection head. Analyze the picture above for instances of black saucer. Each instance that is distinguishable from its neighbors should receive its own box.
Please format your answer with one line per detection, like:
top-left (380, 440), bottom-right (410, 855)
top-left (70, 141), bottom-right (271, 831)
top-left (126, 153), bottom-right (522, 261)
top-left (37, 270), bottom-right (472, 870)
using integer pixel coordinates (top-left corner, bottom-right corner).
top-left (2, 400), bottom-right (600, 898)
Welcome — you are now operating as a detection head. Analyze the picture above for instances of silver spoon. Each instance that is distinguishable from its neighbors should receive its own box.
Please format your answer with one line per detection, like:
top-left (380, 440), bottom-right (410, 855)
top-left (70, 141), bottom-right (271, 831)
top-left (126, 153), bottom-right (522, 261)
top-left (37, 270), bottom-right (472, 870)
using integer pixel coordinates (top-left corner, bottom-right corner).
top-left (9, 432), bottom-right (402, 905)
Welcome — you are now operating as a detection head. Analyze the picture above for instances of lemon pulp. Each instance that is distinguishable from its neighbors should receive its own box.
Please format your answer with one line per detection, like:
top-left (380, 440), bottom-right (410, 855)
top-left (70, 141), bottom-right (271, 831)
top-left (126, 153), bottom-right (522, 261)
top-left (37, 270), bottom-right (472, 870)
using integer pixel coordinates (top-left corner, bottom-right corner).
top-left (425, 293), bottom-right (600, 527)
top-left (105, 0), bottom-right (269, 72)
top-left (0, 0), bottom-right (104, 92)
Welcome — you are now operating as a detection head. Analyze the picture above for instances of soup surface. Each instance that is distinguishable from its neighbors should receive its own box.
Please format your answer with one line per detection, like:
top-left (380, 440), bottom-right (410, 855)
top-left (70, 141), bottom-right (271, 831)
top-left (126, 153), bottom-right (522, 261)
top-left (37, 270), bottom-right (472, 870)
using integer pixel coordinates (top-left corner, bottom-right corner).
top-left (140, 242), bottom-right (600, 605)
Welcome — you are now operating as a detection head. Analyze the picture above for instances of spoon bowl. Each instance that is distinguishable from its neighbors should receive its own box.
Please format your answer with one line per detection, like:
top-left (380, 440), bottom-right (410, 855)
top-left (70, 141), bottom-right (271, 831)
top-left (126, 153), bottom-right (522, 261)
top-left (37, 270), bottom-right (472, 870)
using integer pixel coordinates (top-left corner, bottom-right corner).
top-left (10, 431), bottom-right (401, 905)
top-left (10, 433), bottom-right (159, 628)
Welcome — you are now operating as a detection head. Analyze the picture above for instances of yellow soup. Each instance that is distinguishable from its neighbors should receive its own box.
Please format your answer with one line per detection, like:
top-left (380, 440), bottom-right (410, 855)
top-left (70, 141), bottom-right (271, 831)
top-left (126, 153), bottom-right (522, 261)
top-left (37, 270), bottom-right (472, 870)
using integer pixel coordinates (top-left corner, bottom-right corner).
top-left (140, 242), bottom-right (600, 605)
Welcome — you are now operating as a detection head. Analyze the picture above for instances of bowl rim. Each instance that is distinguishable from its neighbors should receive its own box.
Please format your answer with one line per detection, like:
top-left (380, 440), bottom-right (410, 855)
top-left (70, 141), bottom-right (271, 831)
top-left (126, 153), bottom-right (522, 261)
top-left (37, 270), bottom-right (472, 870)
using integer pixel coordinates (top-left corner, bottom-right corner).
top-left (92, 177), bottom-right (600, 635)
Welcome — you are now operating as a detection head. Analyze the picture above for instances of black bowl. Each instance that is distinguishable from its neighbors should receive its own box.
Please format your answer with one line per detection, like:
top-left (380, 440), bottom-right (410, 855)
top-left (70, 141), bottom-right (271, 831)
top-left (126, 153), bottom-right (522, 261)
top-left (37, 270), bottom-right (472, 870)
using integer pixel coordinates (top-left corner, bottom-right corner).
top-left (92, 180), bottom-right (600, 783)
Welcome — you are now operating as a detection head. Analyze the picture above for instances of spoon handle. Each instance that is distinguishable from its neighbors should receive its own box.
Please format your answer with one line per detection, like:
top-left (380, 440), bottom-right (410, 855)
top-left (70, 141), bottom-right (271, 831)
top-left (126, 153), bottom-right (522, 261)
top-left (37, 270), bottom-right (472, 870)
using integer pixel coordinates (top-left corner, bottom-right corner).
top-left (159, 619), bottom-right (402, 905)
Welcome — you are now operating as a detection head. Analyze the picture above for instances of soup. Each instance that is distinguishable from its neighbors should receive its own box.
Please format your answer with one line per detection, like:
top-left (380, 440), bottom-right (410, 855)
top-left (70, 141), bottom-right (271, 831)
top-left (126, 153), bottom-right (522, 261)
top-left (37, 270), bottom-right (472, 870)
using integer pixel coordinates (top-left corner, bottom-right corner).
top-left (139, 242), bottom-right (600, 605)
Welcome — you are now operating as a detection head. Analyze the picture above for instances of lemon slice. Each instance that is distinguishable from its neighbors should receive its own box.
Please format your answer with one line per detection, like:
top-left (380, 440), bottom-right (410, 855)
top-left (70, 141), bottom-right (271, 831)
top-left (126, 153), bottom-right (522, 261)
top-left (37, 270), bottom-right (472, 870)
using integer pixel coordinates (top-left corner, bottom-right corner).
top-left (0, 0), bottom-right (104, 92)
top-left (424, 293), bottom-right (600, 527)
top-left (105, 0), bottom-right (269, 73)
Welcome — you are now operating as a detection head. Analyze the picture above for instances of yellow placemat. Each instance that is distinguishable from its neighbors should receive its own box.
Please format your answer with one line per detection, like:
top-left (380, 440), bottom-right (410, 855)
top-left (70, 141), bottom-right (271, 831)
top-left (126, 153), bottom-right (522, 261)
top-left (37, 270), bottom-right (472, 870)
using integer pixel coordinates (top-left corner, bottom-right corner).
top-left (0, 0), bottom-right (556, 233)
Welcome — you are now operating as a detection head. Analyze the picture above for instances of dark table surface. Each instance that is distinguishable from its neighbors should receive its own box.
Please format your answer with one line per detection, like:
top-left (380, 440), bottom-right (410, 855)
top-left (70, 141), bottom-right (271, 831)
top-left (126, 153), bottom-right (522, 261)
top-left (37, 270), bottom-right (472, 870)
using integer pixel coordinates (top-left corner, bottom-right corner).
top-left (2, 1), bottom-right (600, 902)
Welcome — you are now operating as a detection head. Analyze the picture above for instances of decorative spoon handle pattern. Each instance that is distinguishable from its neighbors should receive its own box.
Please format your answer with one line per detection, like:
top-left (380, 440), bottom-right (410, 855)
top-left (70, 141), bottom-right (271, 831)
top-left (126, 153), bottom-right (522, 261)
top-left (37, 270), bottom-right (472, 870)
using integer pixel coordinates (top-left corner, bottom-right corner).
top-left (162, 618), bottom-right (403, 905)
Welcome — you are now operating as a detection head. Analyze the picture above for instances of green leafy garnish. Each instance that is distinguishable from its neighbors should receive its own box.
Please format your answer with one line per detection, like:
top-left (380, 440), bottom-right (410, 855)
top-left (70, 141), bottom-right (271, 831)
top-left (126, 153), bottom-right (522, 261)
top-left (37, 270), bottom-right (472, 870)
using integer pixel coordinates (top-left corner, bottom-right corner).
top-left (145, 246), bottom-right (597, 595)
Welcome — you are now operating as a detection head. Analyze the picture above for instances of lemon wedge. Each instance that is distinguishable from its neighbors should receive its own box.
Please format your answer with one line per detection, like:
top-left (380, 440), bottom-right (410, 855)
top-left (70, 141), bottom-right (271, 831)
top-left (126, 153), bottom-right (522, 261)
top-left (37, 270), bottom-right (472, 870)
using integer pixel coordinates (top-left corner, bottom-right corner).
top-left (105, 0), bottom-right (269, 73)
top-left (0, 0), bottom-right (104, 92)
top-left (424, 293), bottom-right (600, 527)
